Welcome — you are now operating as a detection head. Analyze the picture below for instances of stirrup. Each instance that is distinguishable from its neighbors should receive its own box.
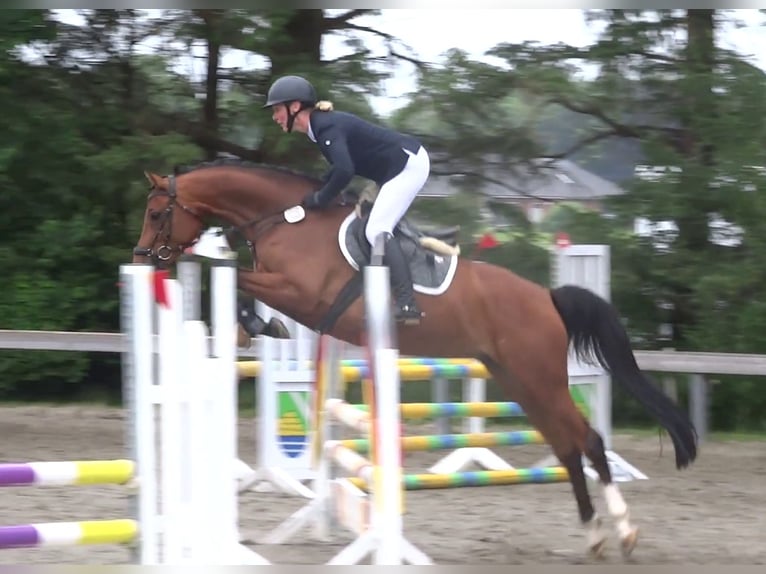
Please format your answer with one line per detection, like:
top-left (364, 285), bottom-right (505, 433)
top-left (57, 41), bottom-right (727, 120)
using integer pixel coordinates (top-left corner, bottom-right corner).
top-left (394, 304), bottom-right (423, 325)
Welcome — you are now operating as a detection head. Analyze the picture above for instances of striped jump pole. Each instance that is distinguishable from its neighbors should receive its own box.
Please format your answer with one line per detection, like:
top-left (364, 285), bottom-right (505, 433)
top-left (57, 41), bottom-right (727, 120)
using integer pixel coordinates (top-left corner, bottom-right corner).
top-left (347, 397), bottom-right (590, 475)
top-left (0, 460), bottom-right (134, 487)
top-left (0, 462), bottom-right (139, 552)
top-left (352, 401), bottom-right (527, 419)
top-left (0, 520), bottom-right (137, 550)
top-left (237, 357), bottom-right (488, 437)
top-left (236, 356), bottom-right (482, 378)
top-left (340, 362), bottom-right (489, 382)
top-left (343, 400), bottom-right (537, 474)
top-left (337, 430), bottom-right (546, 454)
top-left (346, 467), bottom-right (570, 492)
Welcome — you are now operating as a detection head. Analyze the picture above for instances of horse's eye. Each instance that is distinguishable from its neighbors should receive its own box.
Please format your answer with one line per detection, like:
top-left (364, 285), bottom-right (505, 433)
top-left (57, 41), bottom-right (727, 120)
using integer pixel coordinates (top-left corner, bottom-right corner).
top-left (149, 211), bottom-right (162, 222)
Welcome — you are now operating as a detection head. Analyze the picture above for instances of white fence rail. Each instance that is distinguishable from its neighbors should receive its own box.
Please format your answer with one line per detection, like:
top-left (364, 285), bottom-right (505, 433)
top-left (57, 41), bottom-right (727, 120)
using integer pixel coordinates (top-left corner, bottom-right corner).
top-left (2, 329), bottom-right (762, 440)
top-left (0, 330), bottom-right (267, 356)
top-left (4, 329), bottom-right (766, 373)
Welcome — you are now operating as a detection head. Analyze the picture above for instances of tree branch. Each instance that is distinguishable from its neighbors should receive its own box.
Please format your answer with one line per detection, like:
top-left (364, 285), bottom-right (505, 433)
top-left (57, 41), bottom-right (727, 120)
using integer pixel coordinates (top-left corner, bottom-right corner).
top-left (546, 94), bottom-right (685, 143)
top-left (322, 17), bottom-right (427, 70)
top-left (324, 51), bottom-right (373, 65)
top-left (389, 47), bottom-right (428, 71)
top-left (325, 9), bottom-right (375, 26)
top-left (635, 49), bottom-right (680, 63)
top-left (540, 130), bottom-right (621, 160)
top-left (547, 94), bottom-right (641, 138)
top-left (428, 166), bottom-right (541, 200)
top-left (337, 21), bottom-right (395, 41)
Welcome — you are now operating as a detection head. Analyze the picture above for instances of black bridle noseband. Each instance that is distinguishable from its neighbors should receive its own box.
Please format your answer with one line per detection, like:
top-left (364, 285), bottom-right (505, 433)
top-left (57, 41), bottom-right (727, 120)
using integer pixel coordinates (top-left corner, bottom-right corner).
top-left (132, 174), bottom-right (205, 265)
top-left (132, 173), bottom-right (297, 266)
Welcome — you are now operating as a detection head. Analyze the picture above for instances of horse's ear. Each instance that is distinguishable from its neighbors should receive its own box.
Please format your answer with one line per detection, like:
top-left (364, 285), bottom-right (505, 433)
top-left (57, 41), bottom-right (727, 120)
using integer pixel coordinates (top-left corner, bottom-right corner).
top-left (143, 171), bottom-right (163, 188)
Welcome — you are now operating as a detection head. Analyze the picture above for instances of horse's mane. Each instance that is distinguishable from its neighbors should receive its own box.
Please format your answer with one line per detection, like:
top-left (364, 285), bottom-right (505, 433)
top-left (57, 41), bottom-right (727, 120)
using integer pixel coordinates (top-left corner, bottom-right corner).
top-left (173, 157), bottom-right (322, 186)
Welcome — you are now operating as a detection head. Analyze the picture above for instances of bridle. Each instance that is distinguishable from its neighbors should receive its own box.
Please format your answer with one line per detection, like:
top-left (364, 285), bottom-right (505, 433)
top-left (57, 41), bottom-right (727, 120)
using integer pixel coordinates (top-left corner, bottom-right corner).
top-left (132, 174), bottom-right (205, 265)
top-left (132, 173), bottom-right (301, 266)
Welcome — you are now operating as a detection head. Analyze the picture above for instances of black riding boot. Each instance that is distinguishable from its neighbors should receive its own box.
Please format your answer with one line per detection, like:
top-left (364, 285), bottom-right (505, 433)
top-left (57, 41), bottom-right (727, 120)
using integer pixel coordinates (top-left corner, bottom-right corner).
top-left (238, 300), bottom-right (292, 339)
top-left (383, 233), bottom-right (423, 325)
top-left (238, 300), bottom-right (268, 337)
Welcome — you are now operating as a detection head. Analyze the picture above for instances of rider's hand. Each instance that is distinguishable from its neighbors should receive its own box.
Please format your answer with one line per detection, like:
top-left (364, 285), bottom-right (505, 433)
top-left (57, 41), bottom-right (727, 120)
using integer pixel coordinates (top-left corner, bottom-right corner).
top-left (301, 192), bottom-right (322, 210)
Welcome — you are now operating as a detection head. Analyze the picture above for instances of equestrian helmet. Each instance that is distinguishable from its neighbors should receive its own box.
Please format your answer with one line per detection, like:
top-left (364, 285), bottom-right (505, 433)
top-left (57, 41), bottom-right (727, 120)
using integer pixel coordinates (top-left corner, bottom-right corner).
top-left (263, 75), bottom-right (317, 108)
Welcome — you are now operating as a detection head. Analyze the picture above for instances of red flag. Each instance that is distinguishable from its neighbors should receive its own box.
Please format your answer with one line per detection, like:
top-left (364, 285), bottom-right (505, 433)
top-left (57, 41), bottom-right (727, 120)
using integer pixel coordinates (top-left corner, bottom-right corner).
top-left (555, 231), bottom-right (571, 248)
top-left (477, 232), bottom-right (500, 250)
top-left (152, 269), bottom-right (170, 308)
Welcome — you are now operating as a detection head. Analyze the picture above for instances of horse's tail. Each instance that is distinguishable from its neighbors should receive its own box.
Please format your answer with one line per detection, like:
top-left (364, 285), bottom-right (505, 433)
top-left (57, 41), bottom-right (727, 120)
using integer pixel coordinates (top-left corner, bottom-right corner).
top-left (550, 284), bottom-right (698, 469)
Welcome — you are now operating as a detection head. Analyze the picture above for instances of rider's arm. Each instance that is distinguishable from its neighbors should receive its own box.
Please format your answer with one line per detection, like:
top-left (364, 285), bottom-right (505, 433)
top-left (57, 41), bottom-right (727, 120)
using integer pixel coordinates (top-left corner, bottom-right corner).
top-left (312, 126), bottom-right (355, 206)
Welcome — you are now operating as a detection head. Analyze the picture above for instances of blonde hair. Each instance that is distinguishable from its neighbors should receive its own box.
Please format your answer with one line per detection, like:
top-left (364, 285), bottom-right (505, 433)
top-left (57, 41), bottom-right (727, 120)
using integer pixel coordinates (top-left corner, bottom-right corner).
top-left (315, 100), bottom-right (334, 112)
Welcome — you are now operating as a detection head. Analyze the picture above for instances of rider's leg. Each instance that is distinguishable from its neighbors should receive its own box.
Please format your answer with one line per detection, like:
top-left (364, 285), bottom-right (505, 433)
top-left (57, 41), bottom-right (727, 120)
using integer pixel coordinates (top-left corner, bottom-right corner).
top-left (382, 231), bottom-right (421, 324)
top-left (237, 299), bottom-right (290, 339)
top-left (365, 146), bottom-right (430, 324)
top-left (238, 299), bottom-right (268, 336)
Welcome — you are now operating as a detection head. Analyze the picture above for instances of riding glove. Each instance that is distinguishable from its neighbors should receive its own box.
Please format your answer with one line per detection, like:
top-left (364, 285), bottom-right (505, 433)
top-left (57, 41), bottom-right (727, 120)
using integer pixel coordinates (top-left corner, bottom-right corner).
top-left (301, 191), bottom-right (322, 210)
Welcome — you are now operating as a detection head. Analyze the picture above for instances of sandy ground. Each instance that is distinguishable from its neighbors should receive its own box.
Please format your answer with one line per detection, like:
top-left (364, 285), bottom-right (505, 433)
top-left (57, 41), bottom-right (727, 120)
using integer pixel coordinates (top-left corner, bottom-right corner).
top-left (0, 404), bottom-right (763, 565)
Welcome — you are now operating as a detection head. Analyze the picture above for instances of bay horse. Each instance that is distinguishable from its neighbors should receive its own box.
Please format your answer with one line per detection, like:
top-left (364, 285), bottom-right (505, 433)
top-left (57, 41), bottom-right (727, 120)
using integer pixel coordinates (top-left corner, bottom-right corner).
top-left (132, 159), bottom-right (697, 559)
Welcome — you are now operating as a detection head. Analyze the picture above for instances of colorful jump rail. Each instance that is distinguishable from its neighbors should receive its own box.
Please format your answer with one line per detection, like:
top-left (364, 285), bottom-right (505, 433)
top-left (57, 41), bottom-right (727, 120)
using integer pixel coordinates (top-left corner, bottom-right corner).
top-left (353, 401), bottom-right (527, 418)
top-left (0, 520), bottom-right (137, 550)
top-left (346, 467), bottom-right (570, 491)
top-left (236, 358), bottom-right (486, 380)
top-left (337, 429), bottom-right (545, 454)
top-left (0, 280), bottom-right (151, 555)
top-left (350, 400), bottom-right (588, 422)
top-left (239, 358), bottom-right (587, 419)
top-left (0, 460), bottom-right (134, 487)
top-left (0, 461), bottom-right (139, 550)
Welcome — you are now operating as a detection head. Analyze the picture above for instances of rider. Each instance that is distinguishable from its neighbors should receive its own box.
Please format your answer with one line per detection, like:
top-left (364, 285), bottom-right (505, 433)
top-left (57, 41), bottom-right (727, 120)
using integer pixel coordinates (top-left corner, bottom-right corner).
top-left (263, 74), bottom-right (429, 324)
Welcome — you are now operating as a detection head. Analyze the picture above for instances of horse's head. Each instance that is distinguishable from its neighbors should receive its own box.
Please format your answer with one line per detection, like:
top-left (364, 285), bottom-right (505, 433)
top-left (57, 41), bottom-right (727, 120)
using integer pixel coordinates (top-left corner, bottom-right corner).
top-left (132, 171), bottom-right (205, 266)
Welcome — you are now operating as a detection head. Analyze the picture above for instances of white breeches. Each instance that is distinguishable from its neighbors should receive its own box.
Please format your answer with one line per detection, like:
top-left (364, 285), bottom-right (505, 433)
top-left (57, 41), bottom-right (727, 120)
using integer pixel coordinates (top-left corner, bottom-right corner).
top-left (365, 146), bottom-right (430, 247)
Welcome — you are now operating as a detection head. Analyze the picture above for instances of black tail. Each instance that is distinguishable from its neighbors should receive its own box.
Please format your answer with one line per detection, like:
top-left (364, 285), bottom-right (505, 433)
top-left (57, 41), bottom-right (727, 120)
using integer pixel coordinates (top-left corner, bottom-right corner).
top-left (550, 284), bottom-right (697, 469)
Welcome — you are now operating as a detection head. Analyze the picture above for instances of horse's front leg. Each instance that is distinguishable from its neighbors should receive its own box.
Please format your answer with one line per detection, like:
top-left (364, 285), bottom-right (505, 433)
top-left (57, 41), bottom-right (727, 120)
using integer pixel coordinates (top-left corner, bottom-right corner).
top-left (235, 267), bottom-right (301, 344)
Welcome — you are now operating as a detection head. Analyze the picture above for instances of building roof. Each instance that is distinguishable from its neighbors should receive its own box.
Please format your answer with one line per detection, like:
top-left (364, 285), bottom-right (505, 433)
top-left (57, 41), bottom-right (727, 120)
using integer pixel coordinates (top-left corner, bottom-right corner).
top-left (419, 157), bottom-right (627, 202)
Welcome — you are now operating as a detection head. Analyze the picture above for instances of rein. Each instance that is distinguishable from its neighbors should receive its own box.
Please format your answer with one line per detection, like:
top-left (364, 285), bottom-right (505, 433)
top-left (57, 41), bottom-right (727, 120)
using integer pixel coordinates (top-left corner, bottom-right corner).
top-left (133, 173), bottom-right (298, 264)
top-left (222, 209), bottom-right (290, 261)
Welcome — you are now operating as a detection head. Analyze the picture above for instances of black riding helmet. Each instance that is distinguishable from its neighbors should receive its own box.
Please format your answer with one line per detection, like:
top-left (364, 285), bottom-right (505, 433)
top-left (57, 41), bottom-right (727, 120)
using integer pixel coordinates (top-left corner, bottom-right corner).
top-left (263, 75), bottom-right (318, 132)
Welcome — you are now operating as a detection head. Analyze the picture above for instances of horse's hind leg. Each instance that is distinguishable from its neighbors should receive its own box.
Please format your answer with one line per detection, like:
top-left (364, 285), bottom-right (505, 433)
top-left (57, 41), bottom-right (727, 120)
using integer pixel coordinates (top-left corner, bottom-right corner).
top-left (540, 402), bottom-right (611, 558)
top-left (582, 426), bottom-right (639, 557)
top-left (556, 432), bottom-right (609, 558)
top-left (540, 397), bottom-right (639, 558)
top-left (480, 356), bottom-right (609, 557)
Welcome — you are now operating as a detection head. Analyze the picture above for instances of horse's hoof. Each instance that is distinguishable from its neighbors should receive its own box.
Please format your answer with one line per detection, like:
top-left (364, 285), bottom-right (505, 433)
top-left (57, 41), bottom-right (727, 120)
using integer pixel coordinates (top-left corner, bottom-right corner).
top-left (620, 526), bottom-right (639, 558)
top-left (588, 537), bottom-right (607, 560)
top-left (236, 325), bottom-right (253, 348)
top-left (267, 317), bottom-right (291, 339)
top-left (585, 516), bottom-right (607, 559)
